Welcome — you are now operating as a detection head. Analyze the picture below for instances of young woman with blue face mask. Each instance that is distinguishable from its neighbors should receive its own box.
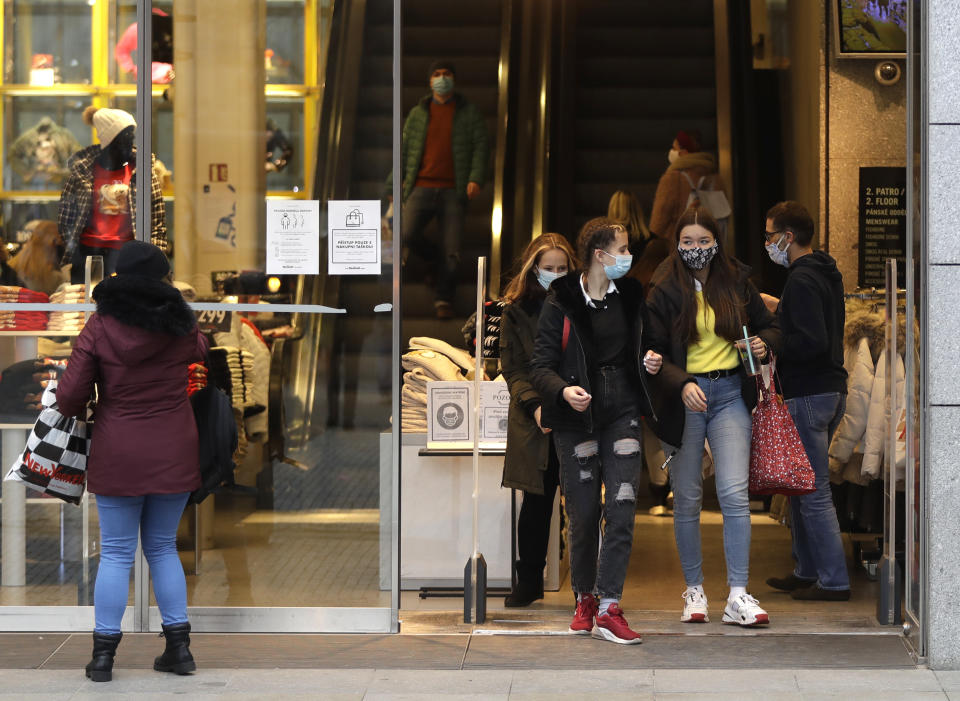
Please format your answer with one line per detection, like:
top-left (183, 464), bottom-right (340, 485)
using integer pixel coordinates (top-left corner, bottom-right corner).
top-left (499, 233), bottom-right (579, 607)
top-left (645, 206), bottom-right (781, 627)
top-left (530, 218), bottom-right (661, 644)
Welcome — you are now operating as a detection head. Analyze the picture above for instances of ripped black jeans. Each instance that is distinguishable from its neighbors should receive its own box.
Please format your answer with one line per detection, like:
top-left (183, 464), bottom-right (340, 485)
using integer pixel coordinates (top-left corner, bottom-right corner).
top-left (554, 379), bottom-right (643, 601)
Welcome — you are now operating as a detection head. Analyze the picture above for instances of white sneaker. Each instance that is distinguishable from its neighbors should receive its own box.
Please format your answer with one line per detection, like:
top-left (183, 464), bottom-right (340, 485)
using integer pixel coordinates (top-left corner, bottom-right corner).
top-left (722, 593), bottom-right (770, 626)
top-left (681, 588), bottom-right (709, 623)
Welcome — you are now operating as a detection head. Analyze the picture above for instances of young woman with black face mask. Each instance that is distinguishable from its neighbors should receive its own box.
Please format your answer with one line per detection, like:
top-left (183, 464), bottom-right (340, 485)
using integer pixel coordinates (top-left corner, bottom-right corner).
top-left (499, 233), bottom-right (579, 607)
top-left (530, 217), bottom-right (661, 644)
top-left (645, 207), bottom-right (781, 627)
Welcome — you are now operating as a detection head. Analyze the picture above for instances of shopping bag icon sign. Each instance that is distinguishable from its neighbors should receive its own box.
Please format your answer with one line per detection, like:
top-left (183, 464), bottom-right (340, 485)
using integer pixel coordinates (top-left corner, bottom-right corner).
top-left (346, 209), bottom-right (363, 227)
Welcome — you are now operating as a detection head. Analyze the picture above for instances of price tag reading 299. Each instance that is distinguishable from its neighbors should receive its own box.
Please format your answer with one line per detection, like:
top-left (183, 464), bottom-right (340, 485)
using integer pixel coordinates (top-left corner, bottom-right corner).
top-left (195, 309), bottom-right (233, 333)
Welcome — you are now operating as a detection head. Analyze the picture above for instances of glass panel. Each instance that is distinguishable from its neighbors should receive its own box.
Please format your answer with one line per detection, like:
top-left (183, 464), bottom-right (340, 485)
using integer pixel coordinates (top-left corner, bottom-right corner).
top-left (265, 98), bottom-right (304, 192)
top-left (4, 0), bottom-right (93, 85)
top-left (110, 1), bottom-right (174, 86)
top-left (147, 0), bottom-right (395, 620)
top-left (3, 96), bottom-right (90, 190)
top-left (904, 0), bottom-right (924, 643)
top-left (0, 0), bottom-right (141, 620)
top-left (113, 95), bottom-right (173, 183)
top-left (266, 0), bottom-right (305, 85)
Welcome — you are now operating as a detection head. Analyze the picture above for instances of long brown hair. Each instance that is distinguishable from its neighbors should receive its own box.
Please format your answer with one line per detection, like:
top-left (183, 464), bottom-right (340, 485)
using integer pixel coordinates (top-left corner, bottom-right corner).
top-left (501, 233), bottom-right (579, 304)
top-left (607, 190), bottom-right (650, 241)
top-left (9, 220), bottom-right (64, 296)
top-left (665, 207), bottom-right (744, 345)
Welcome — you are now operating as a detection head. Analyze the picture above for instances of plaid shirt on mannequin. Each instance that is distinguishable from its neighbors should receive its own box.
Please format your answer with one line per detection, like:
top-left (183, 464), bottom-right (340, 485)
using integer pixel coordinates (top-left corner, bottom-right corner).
top-left (57, 144), bottom-right (168, 266)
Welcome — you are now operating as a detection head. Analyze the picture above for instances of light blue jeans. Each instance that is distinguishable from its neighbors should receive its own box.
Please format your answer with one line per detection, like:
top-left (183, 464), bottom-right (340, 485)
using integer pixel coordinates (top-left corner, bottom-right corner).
top-left (785, 392), bottom-right (851, 590)
top-left (665, 375), bottom-right (753, 588)
top-left (94, 492), bottom-right (190, 634)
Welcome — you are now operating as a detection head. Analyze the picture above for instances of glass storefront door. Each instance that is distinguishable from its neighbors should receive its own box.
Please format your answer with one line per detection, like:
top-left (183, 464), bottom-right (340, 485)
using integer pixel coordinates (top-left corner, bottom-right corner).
top-left (904, 0), bottom-right (925, 656)
top-left (0, 0), bottom-right (401, 633)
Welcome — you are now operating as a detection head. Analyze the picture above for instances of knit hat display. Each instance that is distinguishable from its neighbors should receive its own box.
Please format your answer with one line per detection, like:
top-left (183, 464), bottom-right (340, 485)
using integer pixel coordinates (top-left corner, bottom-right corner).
top-left (115, 240), bottom-right (170, 279)
top-left (427, 59), bottom-right (456, 78)
top-left (83, 106), bottom-right (136, 148)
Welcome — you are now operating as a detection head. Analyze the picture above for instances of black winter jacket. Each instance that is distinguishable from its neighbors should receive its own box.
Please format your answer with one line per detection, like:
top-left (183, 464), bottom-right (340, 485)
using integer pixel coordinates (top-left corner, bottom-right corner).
top-left (644, 259), bottom-right (782, 448)
top-left (529, 274), bottom-right (655, 434)
top-left (500, 294), bottom-right (551, 494)
top-left (777, 251), bottom-right (848, 399)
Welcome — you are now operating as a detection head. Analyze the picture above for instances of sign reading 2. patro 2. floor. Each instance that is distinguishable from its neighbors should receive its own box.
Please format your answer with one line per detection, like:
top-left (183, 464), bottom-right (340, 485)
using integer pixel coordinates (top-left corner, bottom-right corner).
top-left (858, 166), bottom-right (907, 288)
top-left (328, 200), bottom-right (381, 275)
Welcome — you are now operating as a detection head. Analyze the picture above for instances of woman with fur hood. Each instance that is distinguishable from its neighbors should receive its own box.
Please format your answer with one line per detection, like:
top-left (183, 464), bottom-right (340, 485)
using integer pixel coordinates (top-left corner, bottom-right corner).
top-left (56, 241), bottom-right (207, 682)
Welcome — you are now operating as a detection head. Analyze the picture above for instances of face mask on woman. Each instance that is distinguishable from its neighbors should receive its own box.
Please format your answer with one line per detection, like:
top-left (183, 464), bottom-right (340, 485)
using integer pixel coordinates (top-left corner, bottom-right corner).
top-left (600, 251), bottom-right (633, 280)
top-left (678, 243), bottom-right (718, 271)
top-left (765, 235), bottom-right (791, 267)
top-left (536, 268), bottom-right (566, 290)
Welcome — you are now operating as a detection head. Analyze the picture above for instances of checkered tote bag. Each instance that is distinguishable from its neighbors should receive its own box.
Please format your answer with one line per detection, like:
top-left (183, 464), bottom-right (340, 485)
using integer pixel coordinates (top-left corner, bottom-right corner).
top-left (748, 359), bottom-right (816, 496)
top-left (4, 381), bottom-right (91, 504)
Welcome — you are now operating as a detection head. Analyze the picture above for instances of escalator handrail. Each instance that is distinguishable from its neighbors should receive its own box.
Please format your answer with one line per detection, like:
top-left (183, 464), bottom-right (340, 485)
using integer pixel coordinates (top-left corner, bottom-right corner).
top-left (489, 0), bottom-right (515, 296)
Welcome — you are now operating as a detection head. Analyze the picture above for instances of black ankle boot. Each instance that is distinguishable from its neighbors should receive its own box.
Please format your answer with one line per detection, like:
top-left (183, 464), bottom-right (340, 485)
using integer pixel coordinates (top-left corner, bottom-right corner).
top-left (85, 632), bottom-right (122, 682)
top-left (504, 561), bottom-right (545, 607)
top-left (153, 622), bottom-right (197, 675)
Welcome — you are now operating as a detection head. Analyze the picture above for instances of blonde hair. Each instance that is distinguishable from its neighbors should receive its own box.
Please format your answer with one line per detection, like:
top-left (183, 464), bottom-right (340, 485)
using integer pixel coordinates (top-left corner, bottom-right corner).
top-left (501, 233), bottom-right (579, 304)
top-left (8, 220), bottom-right (65, 296)
top-left (607, 190), bottom-right (650, 241)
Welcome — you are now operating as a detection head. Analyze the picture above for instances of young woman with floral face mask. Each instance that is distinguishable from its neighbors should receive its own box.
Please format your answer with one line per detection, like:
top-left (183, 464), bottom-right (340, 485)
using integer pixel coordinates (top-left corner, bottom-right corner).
top-left (530, 218), bottom-right (660, 644)
top-left (499, 233), bottom-right (579, 607)
top-left (644, 207), bottom-right (781, 628)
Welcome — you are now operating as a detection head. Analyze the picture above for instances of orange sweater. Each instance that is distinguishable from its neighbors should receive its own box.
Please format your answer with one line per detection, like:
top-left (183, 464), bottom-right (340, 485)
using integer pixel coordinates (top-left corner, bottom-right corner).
top-left (415, 100), bottom-right (456, 188)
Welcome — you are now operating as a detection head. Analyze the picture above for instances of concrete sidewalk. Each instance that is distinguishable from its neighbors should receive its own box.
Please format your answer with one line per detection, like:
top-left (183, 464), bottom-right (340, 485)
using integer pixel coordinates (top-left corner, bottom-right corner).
top-left (3, 667), bottom-right (960, 700)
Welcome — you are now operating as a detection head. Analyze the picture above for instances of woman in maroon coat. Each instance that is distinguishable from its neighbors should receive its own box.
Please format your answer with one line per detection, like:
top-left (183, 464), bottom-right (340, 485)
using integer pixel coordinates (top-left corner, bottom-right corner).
top-left (57, 241), bottom-right (207, 682)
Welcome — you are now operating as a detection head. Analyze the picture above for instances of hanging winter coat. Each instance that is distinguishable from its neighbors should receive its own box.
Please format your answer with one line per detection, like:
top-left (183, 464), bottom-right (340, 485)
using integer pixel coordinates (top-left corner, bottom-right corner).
top-left (828, 337), bottom-right (875, 476)
top-left (861, 349), bottom-right (906, 482)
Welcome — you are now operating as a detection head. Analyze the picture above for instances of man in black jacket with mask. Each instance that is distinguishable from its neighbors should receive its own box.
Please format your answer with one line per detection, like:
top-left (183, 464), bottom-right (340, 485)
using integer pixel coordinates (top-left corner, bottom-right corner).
top-left (762, 200), bottom-right (851, 602)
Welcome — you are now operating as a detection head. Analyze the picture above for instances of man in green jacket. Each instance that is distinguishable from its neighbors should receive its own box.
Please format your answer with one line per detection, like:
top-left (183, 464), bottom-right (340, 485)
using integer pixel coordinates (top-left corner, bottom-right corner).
top-left (388, 60), bottom-right (489, 319)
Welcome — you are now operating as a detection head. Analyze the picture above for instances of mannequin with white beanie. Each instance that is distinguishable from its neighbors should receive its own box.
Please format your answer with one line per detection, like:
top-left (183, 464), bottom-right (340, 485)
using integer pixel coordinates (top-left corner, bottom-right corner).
top-left (57, 105), bottom-right (167, 282)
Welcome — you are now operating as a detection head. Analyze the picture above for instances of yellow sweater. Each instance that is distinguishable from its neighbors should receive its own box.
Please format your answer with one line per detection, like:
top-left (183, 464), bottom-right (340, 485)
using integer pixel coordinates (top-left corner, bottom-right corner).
top-left (686, 291), bottom-right (740, 373)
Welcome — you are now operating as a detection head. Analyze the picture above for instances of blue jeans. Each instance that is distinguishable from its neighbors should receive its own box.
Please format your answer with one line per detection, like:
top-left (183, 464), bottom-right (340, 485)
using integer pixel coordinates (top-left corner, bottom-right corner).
top-left (785, 392), bottom-right (850, 590)
top-left (554, 393), bottom-right (643, 600)
top-left (401, 186), bottom-right (465, 303)
top-left (665, 375), bottom-right (752, 588)
top-left (94, 492), bottom-right (190, 634)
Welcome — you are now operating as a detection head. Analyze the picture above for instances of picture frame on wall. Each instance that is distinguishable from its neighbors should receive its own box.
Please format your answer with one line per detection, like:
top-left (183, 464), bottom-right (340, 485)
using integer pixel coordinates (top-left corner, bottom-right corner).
top-left (833, 0), bottom-right (908, 58)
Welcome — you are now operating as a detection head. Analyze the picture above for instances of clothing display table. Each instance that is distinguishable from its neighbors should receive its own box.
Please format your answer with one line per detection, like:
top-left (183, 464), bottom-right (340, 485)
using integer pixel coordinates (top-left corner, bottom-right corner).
top-left (0, 330), bottom-right (82, 587)
top-left (379, 432), bottom-right (562, 591)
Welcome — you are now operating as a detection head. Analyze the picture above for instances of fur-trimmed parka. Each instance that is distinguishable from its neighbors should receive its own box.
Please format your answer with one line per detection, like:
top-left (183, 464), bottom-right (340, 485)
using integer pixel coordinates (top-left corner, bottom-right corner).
top-left (56, 274), bottom-right (207, 496)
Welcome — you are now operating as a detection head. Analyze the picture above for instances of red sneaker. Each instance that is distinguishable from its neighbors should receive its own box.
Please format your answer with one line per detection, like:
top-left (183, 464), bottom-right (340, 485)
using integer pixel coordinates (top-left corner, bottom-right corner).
top-left (569, 594), bottom-right (597, 634)
top-left (593, 604), bottom-right (643, 644)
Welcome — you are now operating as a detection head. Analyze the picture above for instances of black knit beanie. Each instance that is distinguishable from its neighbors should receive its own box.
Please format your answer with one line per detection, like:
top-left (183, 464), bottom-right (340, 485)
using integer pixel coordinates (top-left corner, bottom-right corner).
top-left (115, 240), bottom-right (170, 279)
top-left (427, 59), bottom-right (456, 79)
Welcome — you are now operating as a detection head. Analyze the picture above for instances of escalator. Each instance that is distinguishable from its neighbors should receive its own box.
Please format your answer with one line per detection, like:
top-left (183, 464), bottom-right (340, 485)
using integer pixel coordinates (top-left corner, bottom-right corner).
top-left (554, 0), bottom-right (719, 235)
top-left (318, 0), bottom-right (505, 430)
top-left (309, 0), bottom-right (725, 431)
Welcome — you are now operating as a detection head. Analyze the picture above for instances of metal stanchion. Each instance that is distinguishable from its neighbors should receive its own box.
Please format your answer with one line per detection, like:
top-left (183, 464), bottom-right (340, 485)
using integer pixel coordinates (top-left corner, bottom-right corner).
top-left (464, 257), bottom-right (488, 624)
top-left (877, 258), bottom-right (903, 624)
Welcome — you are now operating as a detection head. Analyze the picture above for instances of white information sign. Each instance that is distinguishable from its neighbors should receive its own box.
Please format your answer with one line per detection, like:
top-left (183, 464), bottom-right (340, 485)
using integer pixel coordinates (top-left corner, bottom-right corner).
top-left (479, 381), bottom-right (510, 446)
top-left (327, 199), bottom-right (381, 275)
top-left (266, 200), bottom-right (320, 275)
top-left (427, 381), bottom-right (473, 446)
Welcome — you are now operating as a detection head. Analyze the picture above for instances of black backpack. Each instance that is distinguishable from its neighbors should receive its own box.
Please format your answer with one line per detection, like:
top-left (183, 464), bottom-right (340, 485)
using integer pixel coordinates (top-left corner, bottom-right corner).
top-left (188, 385), bottom-right (238, 504)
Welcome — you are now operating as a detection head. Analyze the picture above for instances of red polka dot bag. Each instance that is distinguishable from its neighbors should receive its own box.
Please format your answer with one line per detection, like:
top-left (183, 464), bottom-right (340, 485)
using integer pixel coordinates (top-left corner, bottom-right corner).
top-left (749, 357), bottom-right (816, 496)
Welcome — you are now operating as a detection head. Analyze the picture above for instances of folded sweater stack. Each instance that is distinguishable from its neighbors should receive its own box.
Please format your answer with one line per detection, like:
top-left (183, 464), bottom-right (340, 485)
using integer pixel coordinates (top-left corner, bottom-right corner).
top-left (207, 346), bottom-right (256, 414)
top-left (0, 287), bottom-right (49, 330)
top-left (48, 284), bottom-right (86, 333)
top-left (400, 346), bottom-right (466, 432)
top-left (0, 357), bottom-right (67, 417)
